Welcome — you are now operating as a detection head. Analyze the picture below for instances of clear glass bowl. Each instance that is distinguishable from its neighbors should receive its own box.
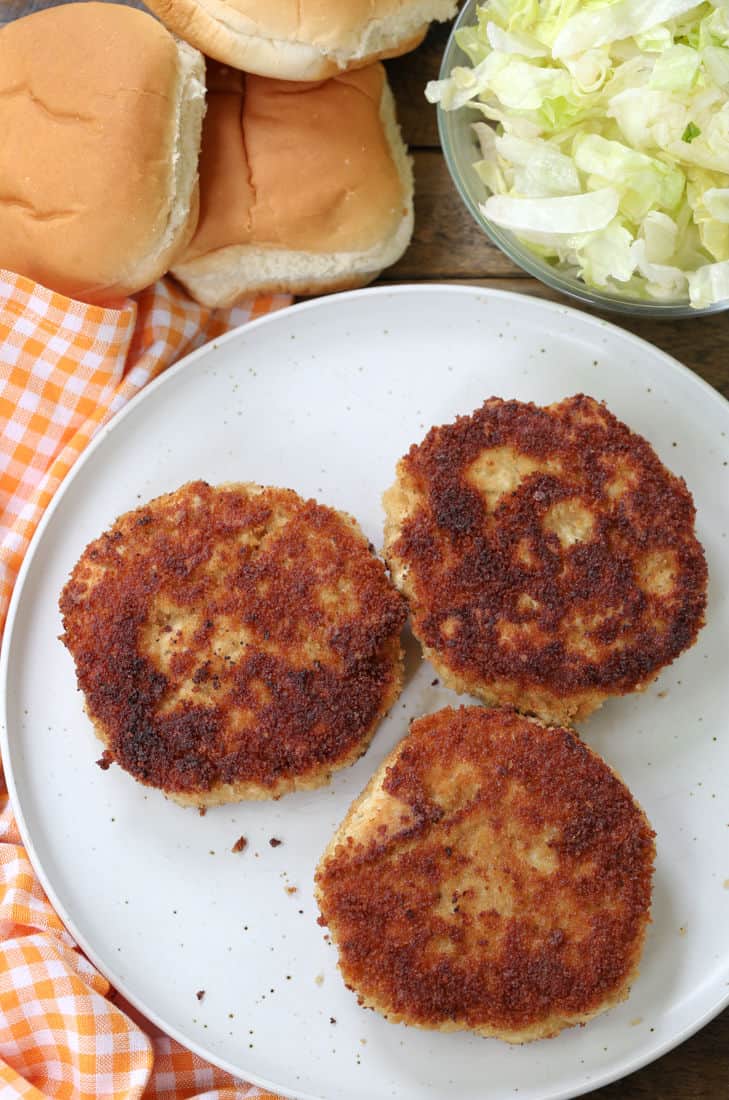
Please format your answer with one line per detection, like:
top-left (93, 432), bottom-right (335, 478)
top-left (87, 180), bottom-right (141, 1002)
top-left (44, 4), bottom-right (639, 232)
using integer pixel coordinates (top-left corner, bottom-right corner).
top-left (437, 0), bottom-right (729, 318)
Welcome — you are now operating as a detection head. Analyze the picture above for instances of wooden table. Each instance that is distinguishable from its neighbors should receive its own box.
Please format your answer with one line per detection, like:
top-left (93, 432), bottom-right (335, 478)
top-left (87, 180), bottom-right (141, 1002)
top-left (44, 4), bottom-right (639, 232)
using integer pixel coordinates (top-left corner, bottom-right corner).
top-left (380, 19), bottom-right (729, 1100)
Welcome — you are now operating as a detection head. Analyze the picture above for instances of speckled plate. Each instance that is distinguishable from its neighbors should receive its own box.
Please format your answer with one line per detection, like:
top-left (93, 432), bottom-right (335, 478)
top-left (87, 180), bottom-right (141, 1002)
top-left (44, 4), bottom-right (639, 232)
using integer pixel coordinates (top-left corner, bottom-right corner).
top-left (2, 285), bottom-right (729, 1100)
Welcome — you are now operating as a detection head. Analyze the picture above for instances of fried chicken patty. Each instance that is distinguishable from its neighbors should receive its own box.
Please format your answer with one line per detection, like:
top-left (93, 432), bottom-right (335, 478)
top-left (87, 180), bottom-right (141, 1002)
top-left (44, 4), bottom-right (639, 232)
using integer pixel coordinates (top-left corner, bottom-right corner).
top-left (60, 481), bottom-right (406, 805)
top-left (315, 705), bottom-right (656, 1042)
top-left (383, 395), bottom-right (707, 725)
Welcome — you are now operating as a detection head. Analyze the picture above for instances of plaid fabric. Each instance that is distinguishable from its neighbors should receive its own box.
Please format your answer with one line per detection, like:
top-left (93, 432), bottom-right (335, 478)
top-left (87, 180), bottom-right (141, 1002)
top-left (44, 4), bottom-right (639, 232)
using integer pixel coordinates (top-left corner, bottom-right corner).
top-left (0, 272), bottom-right (287, 634)
top-left (0, 270), bottom-right (290, 1098)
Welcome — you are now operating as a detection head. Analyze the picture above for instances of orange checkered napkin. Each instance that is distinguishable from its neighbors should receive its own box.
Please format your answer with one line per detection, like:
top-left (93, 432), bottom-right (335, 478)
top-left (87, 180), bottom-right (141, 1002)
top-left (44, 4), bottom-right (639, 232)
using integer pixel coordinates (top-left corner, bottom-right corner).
top-left (0, 270), bottom-right (289, 1099)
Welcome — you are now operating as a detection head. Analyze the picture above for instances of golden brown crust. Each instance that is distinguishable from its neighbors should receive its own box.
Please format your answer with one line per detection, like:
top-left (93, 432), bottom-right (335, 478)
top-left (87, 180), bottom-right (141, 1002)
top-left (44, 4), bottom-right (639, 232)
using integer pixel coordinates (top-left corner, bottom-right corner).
top-left (60, 481), bottom-right (406, 804)
top-left (383, 395), bottom-right (707, 726)
top-left (315, 705), bottom-right (656, 1041)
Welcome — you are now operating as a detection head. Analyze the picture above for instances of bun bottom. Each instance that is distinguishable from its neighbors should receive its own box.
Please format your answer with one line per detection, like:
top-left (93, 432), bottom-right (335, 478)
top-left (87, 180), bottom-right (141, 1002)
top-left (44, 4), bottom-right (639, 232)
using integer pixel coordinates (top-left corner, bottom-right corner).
top-left (171, 220), bottom-right (411, 305)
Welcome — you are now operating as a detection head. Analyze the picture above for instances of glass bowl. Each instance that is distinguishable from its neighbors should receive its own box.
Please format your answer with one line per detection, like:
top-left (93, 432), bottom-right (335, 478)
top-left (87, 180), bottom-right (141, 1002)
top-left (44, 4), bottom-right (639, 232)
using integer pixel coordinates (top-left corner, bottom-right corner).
top-left (437, 0), bottom-right (729, 318)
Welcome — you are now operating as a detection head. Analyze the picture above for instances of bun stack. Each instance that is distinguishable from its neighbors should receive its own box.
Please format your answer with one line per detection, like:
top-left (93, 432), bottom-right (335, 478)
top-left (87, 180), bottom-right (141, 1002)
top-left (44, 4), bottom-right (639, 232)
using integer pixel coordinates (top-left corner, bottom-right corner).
top-left (0, 0), bottom-right (457, 305)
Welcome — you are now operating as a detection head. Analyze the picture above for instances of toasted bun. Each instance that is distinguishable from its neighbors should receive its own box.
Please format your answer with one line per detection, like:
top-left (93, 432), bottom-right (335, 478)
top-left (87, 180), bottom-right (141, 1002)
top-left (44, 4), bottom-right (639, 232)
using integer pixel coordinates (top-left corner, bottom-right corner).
top-left (144, 0), bottom-right (457, 80)
top-left (172, 63), bottom-right (413, 306)
top-left (0, 3), bottom-right (206, 304)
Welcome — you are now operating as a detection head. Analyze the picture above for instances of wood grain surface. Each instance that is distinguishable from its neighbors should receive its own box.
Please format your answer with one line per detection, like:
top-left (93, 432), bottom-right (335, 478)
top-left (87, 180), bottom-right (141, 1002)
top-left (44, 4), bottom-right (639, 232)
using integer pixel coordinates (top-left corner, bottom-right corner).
top-left (379, 16), bottom-right (729, 1100)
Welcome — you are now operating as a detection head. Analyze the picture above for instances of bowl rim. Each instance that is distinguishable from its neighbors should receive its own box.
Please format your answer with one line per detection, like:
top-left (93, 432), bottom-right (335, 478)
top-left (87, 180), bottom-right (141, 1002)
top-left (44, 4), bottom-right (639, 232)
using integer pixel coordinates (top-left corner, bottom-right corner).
top-left (436, 0), bottom-right (729, 319)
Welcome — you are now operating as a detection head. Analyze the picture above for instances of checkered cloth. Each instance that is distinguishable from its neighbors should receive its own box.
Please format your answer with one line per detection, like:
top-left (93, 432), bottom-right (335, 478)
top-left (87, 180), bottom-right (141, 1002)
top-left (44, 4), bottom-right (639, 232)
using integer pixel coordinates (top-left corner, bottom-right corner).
top-left (0, 270), bottom-right (290, 1098)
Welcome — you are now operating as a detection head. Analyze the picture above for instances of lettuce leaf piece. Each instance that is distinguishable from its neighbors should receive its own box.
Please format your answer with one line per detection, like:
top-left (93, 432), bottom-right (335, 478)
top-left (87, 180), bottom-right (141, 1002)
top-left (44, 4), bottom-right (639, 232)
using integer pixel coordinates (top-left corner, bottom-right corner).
top-left (481, 187), bottom-right (620, 237)
top-left (425, 53), bottom-right (509, 109)
top-left (634, 25), bottom-right (674, 51)
top-left (565, 49), bottom-right (613, 92)
top-left (455, 25), bottom-right (493, 65)
top-left (575, 219), bottom-right (638, 285)
top-left (704, 187), bottom-right (729, 219)
top-left (552, 0), bottom-right (704, 59)
top-left (631, 240), bottom-right (689, 297)
top-left (473, 122), bottom-right (509, 193)
top-left (649, 44), bottom-right (701, 89)
top-left (485, 21), bottom-right (549, 56)
top-left (702, 45), bottom-right (729, 86)
top-left (487, 0), bottom-right (540, 33)
top-left (686, 171), bottom-right (729, 258)
top-left (687, 258), bottom-right (729, 304)
top-left (573, 133), bottom-right (685, 218)
top-left (607, 87), bottom-right (688, 148)
top-left (665, 102), bottom-right (729, 170)
top-left (488, 60), bottom-right (573, 108)
top-left (495, 133), bottom-right (582, 194)
top-left (640, 210), bottom-right (680, 261)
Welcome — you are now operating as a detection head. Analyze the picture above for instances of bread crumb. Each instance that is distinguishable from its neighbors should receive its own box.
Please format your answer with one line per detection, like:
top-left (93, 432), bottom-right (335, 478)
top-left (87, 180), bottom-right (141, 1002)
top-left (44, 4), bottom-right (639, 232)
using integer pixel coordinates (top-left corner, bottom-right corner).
top-left (630, 1017), bottom-right (643, 1026)
top-left (196, 990), bottom-right (205, 1001)
top-left (285, 885), bottom-right (298, 895)
top-left (232, 836), bottom-right (247, 853)
top-left (315, 973), bottom-right (324, 986)
top-left (679, 924), bottom-right (688, 936)
top-left (198, 806), bottom-right (207, 817)
top-left (269, 837), bottom-right (282, 848)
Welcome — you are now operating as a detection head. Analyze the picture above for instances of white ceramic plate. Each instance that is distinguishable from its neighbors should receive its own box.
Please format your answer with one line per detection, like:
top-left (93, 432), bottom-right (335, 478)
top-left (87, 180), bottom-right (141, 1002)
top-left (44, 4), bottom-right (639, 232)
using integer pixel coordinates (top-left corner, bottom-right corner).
top-left (2, 286), bottom-right (729, 1100)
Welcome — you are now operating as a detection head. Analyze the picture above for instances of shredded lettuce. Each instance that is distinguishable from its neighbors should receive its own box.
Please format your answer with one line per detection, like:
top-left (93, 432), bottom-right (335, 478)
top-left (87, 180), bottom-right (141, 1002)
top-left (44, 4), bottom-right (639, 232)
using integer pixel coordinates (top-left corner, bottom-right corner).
top-left (481, 187), bottom-right (620, 236)
top-left (429, 0), bottom-right (729, 306)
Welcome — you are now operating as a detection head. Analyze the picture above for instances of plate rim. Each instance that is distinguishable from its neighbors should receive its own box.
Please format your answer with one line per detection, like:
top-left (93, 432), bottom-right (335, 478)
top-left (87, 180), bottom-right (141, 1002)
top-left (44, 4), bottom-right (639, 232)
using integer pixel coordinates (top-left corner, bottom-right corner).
top-left (2, 282), bottom-right (728, 1100)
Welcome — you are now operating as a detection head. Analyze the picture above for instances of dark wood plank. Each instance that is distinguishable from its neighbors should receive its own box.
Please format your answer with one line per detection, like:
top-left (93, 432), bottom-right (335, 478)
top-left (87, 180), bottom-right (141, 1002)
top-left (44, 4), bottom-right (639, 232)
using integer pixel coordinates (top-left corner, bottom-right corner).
top-left (586, 1009), bottom-right (729, 1099)
top-left (385, 19), bottom-right (453, 148)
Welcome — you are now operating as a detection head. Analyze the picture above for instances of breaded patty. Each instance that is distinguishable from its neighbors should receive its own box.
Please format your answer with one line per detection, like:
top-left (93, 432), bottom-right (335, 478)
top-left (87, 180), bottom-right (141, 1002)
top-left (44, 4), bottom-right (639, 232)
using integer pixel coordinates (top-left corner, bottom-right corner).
top-left (60, 481), bottom-right (406, 806)
top-left (383, 395), bottom-right (707, 725)
top-left (315, 705), bottom-right (655, 1042)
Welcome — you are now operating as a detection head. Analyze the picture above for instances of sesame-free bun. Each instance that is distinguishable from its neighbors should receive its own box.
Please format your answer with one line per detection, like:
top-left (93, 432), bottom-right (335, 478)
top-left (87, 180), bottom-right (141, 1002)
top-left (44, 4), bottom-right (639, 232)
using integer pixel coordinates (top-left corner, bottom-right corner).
top-left (0, 3), bottom-right (206, 304)
top-left (172, 63), bottom-right (414, 306)
top-left (144, 0), bottom-right (457, 80)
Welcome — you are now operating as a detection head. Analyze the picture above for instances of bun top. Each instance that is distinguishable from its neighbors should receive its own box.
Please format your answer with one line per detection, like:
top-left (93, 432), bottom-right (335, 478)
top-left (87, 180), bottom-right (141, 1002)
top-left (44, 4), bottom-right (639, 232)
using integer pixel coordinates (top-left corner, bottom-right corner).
top-left (0, 2), bottom-right (203, 302)
top-left (188, 0), bottom-right (415, 50)
top-left (144, 0), bottom-right (453, 79)
top-left (182, 62), bottom-right (408, 260)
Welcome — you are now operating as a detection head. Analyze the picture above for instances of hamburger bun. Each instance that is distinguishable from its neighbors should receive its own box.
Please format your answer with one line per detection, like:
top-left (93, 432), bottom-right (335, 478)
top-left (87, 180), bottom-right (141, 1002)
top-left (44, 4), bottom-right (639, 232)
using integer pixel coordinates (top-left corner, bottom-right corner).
top-left (0, 3), bottom-right (206, 304)
top-left (172, 63), bottom-right (414, 305)
top-left (144, 0), bottom-right (457, 81)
